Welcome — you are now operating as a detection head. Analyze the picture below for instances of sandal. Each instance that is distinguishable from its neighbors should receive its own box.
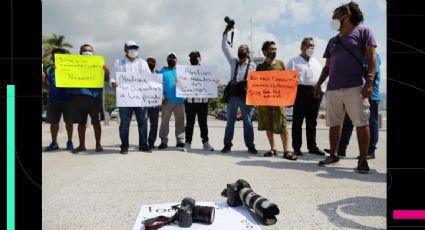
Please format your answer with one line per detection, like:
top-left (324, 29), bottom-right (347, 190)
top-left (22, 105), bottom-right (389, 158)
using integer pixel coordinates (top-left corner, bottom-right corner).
top-left (283, 151), bottom-right (297, 161)
top-left (95, 145), bottom-right (104, 152)
top-left (264, 149), bottom-right (277, 157)
top-left (71, 146), bottom-right (86, 154)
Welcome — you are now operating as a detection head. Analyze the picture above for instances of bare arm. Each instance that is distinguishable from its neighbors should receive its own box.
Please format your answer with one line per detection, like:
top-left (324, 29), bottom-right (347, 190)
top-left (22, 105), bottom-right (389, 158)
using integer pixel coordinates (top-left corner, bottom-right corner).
top-left (314, 58), bottom-right (330, 98)
top-left (361, 45), bottom-right (377, 98)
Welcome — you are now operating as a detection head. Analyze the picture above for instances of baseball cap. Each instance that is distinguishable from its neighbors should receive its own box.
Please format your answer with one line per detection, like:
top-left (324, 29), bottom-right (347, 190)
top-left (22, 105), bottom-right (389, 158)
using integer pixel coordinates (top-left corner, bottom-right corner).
top-left (167, 52), bottom-right (177, 58)
top-left (124, 41), bottom-right (139, 49)
top-left (189, 51), bottom-right (201, 58)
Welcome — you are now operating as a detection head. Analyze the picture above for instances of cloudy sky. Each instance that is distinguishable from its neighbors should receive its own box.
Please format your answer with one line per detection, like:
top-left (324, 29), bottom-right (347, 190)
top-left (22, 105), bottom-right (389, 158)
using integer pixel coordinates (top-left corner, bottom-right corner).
top-left (42, 0), bottom-right (386, 92)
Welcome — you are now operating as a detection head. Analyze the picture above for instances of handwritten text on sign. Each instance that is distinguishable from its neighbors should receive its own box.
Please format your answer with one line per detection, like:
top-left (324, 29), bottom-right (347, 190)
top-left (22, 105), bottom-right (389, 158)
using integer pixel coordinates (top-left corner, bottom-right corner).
top-left (55, 54), bottom-right (105, 88)
top-left (176, 65), bottom-right (219, 98)
top-left (116, 72), bottom-right (163, 107)
top-left (246, 70), bottom-right (298, 106)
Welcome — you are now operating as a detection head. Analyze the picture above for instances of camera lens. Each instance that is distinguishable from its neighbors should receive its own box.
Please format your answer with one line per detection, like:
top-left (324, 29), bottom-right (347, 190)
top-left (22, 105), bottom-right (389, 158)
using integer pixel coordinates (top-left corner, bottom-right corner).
top-left (192, 206), bottom-right (215, 224)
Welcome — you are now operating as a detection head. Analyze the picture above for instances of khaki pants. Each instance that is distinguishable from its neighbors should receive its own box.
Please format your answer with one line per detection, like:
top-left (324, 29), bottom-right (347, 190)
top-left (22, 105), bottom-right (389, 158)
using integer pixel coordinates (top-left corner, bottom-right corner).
top-left (159, 102), bottom-right (185, 144)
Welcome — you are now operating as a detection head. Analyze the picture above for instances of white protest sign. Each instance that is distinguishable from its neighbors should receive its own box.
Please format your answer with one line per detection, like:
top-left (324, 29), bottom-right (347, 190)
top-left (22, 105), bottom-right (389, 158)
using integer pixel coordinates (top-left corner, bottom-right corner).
top-left (132, 201), bottom-right (261, 230)
top-left (116, 72), bottom-right (163, 107)
top-left (176, 65), bottom-right (219, 98)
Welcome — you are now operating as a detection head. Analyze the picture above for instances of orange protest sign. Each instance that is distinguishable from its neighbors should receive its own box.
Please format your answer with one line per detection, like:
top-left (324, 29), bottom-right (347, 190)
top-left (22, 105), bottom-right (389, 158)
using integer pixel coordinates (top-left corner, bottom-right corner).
top-left (246, 70), bottom-right (298, 106)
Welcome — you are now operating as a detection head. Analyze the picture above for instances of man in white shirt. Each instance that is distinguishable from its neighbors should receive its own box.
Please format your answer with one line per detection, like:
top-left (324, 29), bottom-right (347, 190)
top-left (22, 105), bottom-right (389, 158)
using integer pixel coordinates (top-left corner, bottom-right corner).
top-left (110, 41), bottom-right (151, 154)
top-left (287, 37), bottom-right (326, 156)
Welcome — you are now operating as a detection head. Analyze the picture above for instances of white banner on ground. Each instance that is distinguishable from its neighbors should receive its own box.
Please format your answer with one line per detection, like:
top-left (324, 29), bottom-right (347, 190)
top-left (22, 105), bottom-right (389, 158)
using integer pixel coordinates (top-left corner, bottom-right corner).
top-left (132, 201), bottom-right (261, 230)
top-left (176, 65), bottom-right (219, 98)
top-left (116, 72), bottom-right (163, 107)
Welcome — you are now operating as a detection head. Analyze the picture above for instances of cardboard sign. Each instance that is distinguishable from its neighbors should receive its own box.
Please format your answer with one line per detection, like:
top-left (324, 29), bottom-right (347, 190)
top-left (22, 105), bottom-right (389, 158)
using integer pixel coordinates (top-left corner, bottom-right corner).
top-left (116, 72), bottom-right (163, 107)
top-left (176, 65), bottom-right (219, 98)
top-left (132, 202), bottom-right (261, 230)
top-left (246, 70), bottom-right (297, 106)
top-left (55, 54), bottom-right (105, 88)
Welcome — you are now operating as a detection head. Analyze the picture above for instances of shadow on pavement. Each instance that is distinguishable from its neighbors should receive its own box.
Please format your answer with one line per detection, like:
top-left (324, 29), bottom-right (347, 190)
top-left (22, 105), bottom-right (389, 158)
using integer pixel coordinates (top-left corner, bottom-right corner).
top-left (235, 160), bottom-right (386, 183)
top-left (318, 196), bottom-right (386, 230)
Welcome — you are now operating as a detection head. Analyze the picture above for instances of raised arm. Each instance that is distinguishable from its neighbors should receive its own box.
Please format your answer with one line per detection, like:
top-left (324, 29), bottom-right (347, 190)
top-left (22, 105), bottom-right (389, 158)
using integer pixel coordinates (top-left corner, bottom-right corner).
top-left (221, 27), bottom-right (234, 65)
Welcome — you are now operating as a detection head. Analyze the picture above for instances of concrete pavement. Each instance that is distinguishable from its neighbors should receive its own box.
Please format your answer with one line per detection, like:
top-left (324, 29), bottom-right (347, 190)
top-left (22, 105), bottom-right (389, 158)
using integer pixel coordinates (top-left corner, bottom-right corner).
top-left (42, 116), bottom-right (386, 230)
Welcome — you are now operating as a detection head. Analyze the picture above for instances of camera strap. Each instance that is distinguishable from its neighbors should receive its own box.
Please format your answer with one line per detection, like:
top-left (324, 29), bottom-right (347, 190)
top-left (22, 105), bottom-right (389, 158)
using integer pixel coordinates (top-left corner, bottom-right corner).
top-left (142, 215), bottom-right (172, 230)
top-left (232, 59), bottom-right (251, 81)
top-left (334, 36), bottom-right (368, 76)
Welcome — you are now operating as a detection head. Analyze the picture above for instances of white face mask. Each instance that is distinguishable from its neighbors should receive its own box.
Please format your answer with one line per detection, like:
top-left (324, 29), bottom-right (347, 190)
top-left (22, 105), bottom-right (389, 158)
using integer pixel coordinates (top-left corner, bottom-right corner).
top-left (306, 48), bottom-right (314, 57)
top-left (128, 49), bottom-right (139, 58)
top-left (82, 51), bottom-right (93, 56)
top-left (330, 19), bottom-right (341, 31)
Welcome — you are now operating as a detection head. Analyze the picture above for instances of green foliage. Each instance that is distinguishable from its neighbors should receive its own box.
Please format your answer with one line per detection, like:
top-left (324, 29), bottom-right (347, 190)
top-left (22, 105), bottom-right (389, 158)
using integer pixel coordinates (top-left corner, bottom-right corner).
top-left (42, 34), bottom-right (73, 64)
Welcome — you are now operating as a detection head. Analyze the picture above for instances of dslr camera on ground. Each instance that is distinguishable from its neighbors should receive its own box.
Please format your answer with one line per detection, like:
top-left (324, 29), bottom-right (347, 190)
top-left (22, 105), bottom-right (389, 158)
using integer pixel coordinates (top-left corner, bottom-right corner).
top-left (222, 179), bottom-right (280, 225)
top-left (171, 197), bottom-right (215, 227)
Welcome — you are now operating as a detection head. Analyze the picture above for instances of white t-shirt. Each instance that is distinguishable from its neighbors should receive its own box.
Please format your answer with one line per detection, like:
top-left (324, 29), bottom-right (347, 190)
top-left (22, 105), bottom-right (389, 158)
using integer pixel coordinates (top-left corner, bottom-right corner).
top-left (110, 57), bottom-right (150, 84)
top-left (287, 55), bottom-right (326, 91)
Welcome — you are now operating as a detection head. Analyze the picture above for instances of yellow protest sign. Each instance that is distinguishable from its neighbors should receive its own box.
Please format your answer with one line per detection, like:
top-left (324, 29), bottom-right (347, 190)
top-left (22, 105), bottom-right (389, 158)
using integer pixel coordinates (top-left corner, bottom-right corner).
top-left (55, 54), bottom-right (105, 88)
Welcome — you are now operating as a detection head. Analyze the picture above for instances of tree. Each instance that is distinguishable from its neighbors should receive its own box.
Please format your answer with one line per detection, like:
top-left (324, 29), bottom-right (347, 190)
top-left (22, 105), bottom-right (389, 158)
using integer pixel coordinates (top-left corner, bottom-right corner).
top-left (42, 34), bottom-right (73, 64)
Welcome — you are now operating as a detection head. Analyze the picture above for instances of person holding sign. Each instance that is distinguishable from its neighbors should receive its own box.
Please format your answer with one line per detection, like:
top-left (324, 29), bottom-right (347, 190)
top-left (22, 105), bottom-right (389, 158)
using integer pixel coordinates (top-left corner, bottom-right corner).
top-left (110, 41), bottom-right (151, 154)
top-left (43, 48), bottom-right (74, 151)
top-left (221, 26), bottom-right (257, 154)
top-left (71, 44), bottom-right (110, 154)
top-left (286, 37), bottom-right (326, 157)
top-left (180, 51), bottom-right (214, 152)
top-left (256, 41), bottom-right (297, 161)
top-left (314, 2), bottom-right (376, 174)
top-left (146, 56), bottom-right (161, 149)
top-left (158, 52), bottom-right (185, 149)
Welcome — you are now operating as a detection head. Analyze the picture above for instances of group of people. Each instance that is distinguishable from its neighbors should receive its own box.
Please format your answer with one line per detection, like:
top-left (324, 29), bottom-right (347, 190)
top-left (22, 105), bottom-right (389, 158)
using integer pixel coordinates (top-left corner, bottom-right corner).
top-left (43, 2), bottom-right (381, 174)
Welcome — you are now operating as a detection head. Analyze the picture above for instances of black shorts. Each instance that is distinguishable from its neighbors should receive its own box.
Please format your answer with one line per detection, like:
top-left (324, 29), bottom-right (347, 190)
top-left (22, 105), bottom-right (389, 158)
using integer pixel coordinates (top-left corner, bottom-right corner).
top-left (45, 100), bottom-right (73, 123)
top-left (71, 94), bottom-right (104, 124)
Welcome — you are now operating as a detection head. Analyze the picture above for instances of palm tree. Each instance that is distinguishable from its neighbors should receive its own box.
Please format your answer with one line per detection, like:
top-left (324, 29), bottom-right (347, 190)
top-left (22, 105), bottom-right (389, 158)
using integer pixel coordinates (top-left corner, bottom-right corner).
top-left (42, 34), bottom-right (73, 64)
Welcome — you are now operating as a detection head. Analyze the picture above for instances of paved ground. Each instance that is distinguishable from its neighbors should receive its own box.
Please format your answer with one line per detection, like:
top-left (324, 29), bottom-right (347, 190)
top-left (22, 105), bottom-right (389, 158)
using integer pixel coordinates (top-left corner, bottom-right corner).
top-left (42, 116), bottom-right (386, 230)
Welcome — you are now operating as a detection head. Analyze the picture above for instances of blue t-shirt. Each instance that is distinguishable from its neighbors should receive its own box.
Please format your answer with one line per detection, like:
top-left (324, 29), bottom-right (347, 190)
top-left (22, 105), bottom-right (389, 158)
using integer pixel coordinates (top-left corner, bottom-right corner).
top-left (160, 67), bottom-right (184, 104)
top-left (46, 65), bottom-right (71, 102)
top-left (365, 53), bottom-right (381, 100)
top-left (324, 26), bottom-right (377, 90)
top-left (71, 88), bottom-right (103, 99)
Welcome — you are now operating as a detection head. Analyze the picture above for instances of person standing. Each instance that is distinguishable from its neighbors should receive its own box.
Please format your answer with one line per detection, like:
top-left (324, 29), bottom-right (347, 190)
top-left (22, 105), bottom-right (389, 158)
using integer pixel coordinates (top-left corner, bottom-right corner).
top-left (71, 44), bottom-right (110, 153)
top-left (314, 2), bottom-right (377, 173)
top-left (181, 51), bottom-right (214, 152)
top-left (287, 37), bottom-right (326, 156)
top-left (43, 48), bottom-right (74, 151)
top-left (110, 41), bottom-right (151, 154)
top-left (146, 56), bottom-right (161, 149)
top-left (221, 25), bottom-right (257, 154)
top-left (158, 52), bottom-right (185, 149)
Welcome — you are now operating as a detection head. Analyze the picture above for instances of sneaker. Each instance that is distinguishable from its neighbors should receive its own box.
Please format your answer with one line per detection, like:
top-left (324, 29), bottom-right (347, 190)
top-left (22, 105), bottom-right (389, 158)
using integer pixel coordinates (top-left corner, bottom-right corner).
top-left (324, 148), bottom-right (346, 158)
top-left (45, 142), bottom-right (59, 152)
top-left (293, 149), bottom-right (303, 156)
top-left (221, 145), bottom-right (231, 153)
top-left (149, 144), bottom-right (155, 149)
top-left (139, 147), bottom-right (152, 153)
top-left (66, 141), bottom-right (74, 150)
top-left (120, 149), bottom-right (128, 154)
top-left (308, 148), bottom-right (326, 156)
top-left (181, 143), bottom-right (191, 152)
top-left (318, 155), bottom-right (340, 166)
top-left (176, 143), bottom-right (185, 148)
top-left (158, 143), bottom-right (168, 149)
top-left (203, 142), bottom-right (214, 151)
top-left (356, 159), bottom-right (370, 174)
top-left (248, 146), bottom-right (258, 154)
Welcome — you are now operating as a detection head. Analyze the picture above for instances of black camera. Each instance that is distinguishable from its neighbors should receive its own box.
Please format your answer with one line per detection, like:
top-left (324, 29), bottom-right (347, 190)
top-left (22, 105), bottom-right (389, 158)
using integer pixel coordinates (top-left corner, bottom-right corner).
top-left (222, 179), bottom-right (280, 225)
top-left (224, 16), bottom-right (235, 29)
top-left (171, 197), bottom-right (215, 228)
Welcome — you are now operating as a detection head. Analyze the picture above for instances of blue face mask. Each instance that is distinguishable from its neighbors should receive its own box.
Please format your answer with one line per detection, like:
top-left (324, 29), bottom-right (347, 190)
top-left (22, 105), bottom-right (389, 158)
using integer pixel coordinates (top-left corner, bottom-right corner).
top-left (82, 51), bottom-right (94, 55)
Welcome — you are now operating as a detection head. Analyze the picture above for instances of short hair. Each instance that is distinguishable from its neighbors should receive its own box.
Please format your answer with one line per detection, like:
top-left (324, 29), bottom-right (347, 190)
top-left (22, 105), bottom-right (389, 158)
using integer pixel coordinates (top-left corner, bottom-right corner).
top-left (261, 41), bottom-right (276, 51)
top-left (189, 51), bottom-right (201, 58)
top-left (239, 44), bottom-right (250, 53)
top-left (51, 48), bottom-right (69, 55)
top-left (335, 2), bottom-right (364, 26)
top-left (301, 37), bottom-right (314, 47)
top-left (146, 57), bottom-right (156, 62)
top-left (79, 44), bottom-right (93, 53)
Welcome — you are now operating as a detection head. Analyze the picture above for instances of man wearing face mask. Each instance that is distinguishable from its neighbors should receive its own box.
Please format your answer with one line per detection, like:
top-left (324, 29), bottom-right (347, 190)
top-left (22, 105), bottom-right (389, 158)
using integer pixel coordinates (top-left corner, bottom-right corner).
top-left (146, 57), bottom-right (161, 149)
top-left (256, 41), bottom-right (297, 160)
top-left (287, 37), bottom-right (326, 157)
top-left (314, 2), bottom-right (377, 174)
top-left (158, 52), bottom-right (185, 149)
top-left (181, 51), bottom-right (214, 152)
top-left (71, 44), bottom-right (110, 153)
top-left (110, 41), bottom-right (151, 154)
top-left (221, 26), bottom-right (257, 154)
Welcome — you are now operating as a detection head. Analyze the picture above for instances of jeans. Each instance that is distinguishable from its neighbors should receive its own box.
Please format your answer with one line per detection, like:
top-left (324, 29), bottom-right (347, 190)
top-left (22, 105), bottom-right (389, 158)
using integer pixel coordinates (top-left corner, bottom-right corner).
top-left (148, 107), bottom-right (160, 147)
top-left (119, 107), bottom-right (148, 150)
top-left (339, 99), bottom-right (379, 155)
top-left (185, 102), bottom-right (209, 144)
top-left (223, 96), bottom-right (255, 148)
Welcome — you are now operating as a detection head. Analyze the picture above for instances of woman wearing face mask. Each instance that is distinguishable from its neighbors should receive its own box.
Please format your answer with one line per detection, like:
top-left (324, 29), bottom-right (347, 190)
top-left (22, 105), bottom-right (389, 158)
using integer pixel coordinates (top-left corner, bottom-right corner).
top-left (314, 2), bottom-right (377, 174)
top-left (287, 37), bottom-right (326, 157)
